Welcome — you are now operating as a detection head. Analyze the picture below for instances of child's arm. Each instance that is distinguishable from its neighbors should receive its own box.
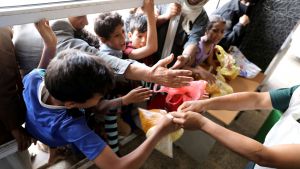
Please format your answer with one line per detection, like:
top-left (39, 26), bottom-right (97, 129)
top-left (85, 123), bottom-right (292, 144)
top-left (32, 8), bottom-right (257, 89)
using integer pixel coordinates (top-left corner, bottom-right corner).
top-left (35, 19), bottom-right (57, 69)
top-left (171, 44), bottom-right (198, 69)
top-left (95, 86), bottom-right (152, 113)
top-left (183, 65), bottom-right (216, 84)
top-left (93, 113), bottom-right (177, 169)
top-left (121, 86), bottom-right (152, 105)
top-left (128, 0), bottom-right (157, 60)
top-left (156, 3), bottom-right (181, 27)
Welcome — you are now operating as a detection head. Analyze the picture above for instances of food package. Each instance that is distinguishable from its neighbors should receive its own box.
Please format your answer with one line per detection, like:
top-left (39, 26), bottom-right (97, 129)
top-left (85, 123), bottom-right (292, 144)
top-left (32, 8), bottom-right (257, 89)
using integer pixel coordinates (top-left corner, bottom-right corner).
top-left (153, 80), bottom-right (208, 111)
top-left (215, 45), bottom-right (240, 80)
top-left (138, 108), bottom-right (184, 158)
top-left (206, 73), bottom-right (233, 97)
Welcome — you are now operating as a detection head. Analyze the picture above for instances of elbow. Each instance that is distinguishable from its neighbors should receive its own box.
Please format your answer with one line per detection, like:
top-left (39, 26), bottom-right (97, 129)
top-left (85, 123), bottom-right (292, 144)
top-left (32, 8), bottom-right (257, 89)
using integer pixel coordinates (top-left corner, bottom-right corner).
top-left (149, 43), bottom-right (158, 53)
top-left (251, 148), bottom-right (274, 168)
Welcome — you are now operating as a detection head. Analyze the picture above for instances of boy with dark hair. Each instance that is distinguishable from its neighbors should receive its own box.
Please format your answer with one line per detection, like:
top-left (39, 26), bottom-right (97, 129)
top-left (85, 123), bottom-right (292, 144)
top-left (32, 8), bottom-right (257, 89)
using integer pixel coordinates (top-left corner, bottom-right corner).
top-left (94, 1), bottom-right (157, 153)
top-left (23, 48), bottom-right (177, 169)
top-left (123, 0), bottom-right (158, 66)
top-left (95, 12), bottom-right (125, 58)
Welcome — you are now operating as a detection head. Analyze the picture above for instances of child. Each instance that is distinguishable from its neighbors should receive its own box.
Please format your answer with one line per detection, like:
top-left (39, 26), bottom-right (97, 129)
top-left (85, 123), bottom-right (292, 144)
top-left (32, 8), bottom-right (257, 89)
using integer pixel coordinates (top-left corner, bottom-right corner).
top-left (95, 12), bottom-right (125, 58)
top-left (123, 0), bottom-right (158, 66)
top-left (23, 48), bottom-right (177, 169)
top-left (94, 7), bottom-right (153, 153)
top-left (182, 15), bottom-right (226, 84)
top-left (193, 15), bottom-right (226, 69)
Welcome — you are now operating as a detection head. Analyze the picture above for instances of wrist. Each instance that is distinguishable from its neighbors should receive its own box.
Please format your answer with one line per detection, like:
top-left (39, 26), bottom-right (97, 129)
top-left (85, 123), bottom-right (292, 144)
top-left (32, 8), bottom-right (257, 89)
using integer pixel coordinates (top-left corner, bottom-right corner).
top-left (121, 96), bottom-right (129, 106)
top-left (197, 115), bottom-right (207, 129)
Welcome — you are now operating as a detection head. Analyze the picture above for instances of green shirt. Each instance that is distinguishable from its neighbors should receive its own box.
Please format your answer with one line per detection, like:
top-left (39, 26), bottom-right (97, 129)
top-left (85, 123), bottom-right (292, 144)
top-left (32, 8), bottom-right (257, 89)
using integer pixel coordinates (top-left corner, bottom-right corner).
top-left (269, 85), bottom-right (300, 113)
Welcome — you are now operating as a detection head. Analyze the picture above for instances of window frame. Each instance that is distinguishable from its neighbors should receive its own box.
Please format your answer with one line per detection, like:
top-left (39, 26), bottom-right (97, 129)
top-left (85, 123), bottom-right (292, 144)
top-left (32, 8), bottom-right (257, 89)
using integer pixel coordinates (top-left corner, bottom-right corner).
top-left (0, 0), bottom-right (176, 27)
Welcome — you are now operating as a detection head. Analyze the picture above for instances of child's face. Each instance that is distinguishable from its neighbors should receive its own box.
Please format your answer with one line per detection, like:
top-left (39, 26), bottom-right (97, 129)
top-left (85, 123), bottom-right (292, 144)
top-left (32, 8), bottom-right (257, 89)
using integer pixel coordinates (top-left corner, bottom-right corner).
top-left (105, 24), bottom-right (126, 51)
top-left (206, 22), bottom-right (225, 44)
top-left (128, 30), bottom-right (147, 48)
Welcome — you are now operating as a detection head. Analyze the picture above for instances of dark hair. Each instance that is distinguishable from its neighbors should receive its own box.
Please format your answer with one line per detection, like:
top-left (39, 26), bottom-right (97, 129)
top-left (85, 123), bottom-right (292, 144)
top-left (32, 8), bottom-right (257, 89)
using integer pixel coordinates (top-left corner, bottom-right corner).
top-left (45, 49), bottom-right (114, 103)
top-left (74, 28), bottom-right (100, 49)
top-left (94, 12), bottom-right (124, 39)
top-left (206, 15), bottom-right (226, 31)
top-left (128, 13), bottom-right (147, 33)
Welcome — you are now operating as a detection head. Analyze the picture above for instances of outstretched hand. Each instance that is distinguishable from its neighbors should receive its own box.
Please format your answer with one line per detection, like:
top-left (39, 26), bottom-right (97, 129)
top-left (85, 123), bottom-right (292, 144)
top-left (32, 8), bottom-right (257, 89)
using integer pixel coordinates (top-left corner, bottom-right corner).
top-left (170, 55), bottom-right (189, 69)
top-left (148, 54), bottom-right (193, 88)
top-left (122, 86), bottom-right (152, 105)
top-left (35, 19), bottom-right (57, 48)
top-left (177, 100), bottom-right (207, 113)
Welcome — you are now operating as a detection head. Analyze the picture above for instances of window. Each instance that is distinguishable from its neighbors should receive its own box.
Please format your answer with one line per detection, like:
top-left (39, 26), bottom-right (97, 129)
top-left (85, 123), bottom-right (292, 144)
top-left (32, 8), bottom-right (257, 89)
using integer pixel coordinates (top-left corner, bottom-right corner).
top-left (0, 0), bottom-right (175, 27)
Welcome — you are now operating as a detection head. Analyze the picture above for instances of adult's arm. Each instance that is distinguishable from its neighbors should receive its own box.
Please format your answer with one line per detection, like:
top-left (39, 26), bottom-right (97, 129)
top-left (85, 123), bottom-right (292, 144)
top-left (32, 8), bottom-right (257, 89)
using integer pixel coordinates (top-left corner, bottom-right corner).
top-left (178, 92), bottom-right (273, 112)
top-left (171, 111), bottom-right (300, 169)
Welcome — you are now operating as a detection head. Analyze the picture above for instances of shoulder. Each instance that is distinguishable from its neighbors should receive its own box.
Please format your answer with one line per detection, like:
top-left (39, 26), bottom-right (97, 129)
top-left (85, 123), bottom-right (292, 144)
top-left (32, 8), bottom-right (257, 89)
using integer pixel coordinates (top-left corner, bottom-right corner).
top-left (270, 85), bottom-right (300, 112)
top-left (23, 69), bottom-right (45, 83)
top-left (51, 19), bottom-right (73, 32)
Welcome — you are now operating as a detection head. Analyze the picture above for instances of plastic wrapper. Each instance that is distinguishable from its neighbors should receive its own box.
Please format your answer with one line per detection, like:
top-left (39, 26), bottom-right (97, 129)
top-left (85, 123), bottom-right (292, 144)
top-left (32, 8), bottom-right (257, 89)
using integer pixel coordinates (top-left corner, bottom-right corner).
top-left (206, 73), bottom-right (233, 97)
top-left (153, 80), bottom-right (208, 111)
top-left (228, 46), bottom-right (261, 78)
top-left (138, 108), bottom-right (184, 158)
top-left (215, 45), bottom-right (240, 80)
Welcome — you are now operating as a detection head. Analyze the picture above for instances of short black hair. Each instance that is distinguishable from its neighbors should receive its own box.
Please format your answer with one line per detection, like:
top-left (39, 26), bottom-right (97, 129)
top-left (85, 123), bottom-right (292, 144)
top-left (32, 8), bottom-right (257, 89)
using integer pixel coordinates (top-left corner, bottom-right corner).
top-left (128, 13), bottom-right (147, 33)
top-left (45, 49), bottom-right (114, 103)
top-left (94, 12), bottom-right (124, 39)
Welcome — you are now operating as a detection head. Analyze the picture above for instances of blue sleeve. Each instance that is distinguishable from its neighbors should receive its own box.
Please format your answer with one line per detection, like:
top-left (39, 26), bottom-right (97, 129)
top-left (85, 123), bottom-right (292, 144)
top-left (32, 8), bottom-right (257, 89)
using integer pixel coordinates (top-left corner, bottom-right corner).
top-left (269, 85), bottom-right (300, 113)
top-left (59, 117), bottom-right (107, 160)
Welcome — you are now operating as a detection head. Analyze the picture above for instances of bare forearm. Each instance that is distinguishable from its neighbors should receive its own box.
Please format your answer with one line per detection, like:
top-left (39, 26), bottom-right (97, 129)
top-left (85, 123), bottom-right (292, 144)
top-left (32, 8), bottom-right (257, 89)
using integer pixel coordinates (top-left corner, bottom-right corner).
top-left (119, 128), bottom-right (164, 169)
top-left (129, 10), bottom-right (157, 60)
top-left (124, 64), bottom-right (151, 82)
top-left (204, 92), bottom-right (272, 111)
top-left (182, 44), bottom-right (197, 66)
top-left (200, 117), bottom-right (267, 163)
top-left (38, 45), bottom-right (56, 69)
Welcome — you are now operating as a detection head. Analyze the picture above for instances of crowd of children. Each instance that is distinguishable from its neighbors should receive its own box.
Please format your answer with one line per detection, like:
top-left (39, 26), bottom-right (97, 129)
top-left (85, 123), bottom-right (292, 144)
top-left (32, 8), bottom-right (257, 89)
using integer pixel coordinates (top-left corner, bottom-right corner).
top-left (3, 0), bottom-right (300, 169)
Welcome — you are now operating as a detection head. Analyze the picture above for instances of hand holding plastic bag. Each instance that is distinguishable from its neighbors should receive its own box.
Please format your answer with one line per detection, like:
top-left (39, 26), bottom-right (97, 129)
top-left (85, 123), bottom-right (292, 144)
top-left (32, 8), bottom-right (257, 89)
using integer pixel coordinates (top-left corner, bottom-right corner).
top-left (153, 80), bottom-right (208, 111)
top-left (138, 108), bottom-right (183, 157)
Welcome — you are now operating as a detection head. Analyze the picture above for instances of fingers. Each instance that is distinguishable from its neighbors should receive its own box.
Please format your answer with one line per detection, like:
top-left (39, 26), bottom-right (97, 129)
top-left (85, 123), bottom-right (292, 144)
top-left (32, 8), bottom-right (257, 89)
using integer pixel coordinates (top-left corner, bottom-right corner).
top-left (177, 103), bottom-right (187, 111)
top-left (156, 54), bottom-right (174, 68)
top-left (169, 69), bottom-right (193, 77)
top-left (170, 55), bottom-right (186, 69)
top-left (170, 111), bottom-right (185, 126)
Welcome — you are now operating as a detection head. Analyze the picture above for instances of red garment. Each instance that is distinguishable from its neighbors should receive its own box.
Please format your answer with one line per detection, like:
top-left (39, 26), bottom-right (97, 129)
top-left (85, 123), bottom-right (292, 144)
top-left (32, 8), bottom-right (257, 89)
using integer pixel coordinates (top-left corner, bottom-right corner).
top-left (123, 42), bottom-right (156, 66)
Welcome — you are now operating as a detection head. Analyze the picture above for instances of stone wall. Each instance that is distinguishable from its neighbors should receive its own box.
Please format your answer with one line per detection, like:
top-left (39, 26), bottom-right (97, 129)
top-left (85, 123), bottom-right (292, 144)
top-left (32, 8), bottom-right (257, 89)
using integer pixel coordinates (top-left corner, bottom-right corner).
top-left (239, 0), bottom-right (300, 71)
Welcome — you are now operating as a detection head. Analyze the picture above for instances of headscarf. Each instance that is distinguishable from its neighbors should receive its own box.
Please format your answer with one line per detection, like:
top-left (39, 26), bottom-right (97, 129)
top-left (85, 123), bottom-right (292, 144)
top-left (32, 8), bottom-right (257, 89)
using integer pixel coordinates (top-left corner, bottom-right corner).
top-left (181, 0), bottom-right (208, 34)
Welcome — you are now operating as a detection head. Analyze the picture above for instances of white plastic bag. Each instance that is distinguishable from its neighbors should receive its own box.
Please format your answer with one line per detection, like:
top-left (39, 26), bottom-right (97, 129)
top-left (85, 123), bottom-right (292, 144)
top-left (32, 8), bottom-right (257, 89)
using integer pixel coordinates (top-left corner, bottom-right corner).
top-left (228, 46), bottom-right (262, 78)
